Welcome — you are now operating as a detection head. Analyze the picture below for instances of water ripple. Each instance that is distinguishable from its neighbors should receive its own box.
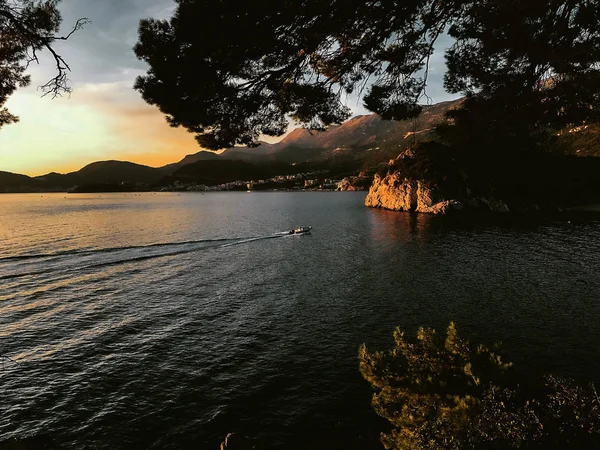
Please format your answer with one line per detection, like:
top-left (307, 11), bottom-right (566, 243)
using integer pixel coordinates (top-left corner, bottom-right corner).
top-left (1, 193), bottom-right (599, 449)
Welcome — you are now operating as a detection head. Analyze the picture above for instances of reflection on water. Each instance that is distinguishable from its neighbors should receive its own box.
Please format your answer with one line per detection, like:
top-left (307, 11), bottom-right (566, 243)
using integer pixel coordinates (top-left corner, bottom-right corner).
top-left (369, 208), bottom-right (435, 243)
top-left (1, 192), bottom-right (599, 449)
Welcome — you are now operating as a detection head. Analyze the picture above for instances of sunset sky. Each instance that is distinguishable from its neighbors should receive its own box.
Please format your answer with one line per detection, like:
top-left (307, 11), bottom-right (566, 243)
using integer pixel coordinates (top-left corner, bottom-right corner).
top-left (0, 0), bottom-right (456, 177)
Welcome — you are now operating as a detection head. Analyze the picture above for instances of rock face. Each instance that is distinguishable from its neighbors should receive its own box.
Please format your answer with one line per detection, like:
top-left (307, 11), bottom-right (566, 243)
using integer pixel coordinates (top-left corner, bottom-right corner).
top-left (366, 172), bottom-right (459, 214)
top-left (336, 177), bottom-right (369, 191)
top-left (365, 172), bottom-right (510, 214)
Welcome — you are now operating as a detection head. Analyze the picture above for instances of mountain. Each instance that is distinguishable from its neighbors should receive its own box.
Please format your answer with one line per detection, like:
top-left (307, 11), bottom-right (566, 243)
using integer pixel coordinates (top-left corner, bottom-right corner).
top-left (1, 161), bottom-right (169, 192)
top-left (161, 160), bottom-right (280, 187)
top-left (4, 97), bottom-right (598, 192)
top-left (0, 171), bottom-right (42, 191)
top-left (160, 150), bottom-right (220, 173)
top-left (211, 99), bottom-right (463, 165)
top-left (34, 161), bottom-right (167, 190)
top-left (0, 99), bottom-right (471, 192)
top-left (72, 160), bottom-right (164, 184)
top-left (161, 157), bottom-right (366, 188)
top-left (158, 99), bottom-right (456, 172)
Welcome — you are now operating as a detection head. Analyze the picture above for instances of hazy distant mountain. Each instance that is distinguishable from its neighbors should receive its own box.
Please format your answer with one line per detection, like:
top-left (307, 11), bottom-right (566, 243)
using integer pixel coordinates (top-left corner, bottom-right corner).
top-left (161, 159), bottom-right (279, 187)
top-left (0, 171), bottom-right (41, 191)
top-left (160, 150), bottom-right (220, 173)
top-left (73, 161), bottom-right (164, 184)
top-left (0, 161), bottom-right (169, 192)
top-left (33, 161), bottom-right (166, 190)
top-left (35, 171), bottom-right (75, 185)
top-left (161, 158), bottom-right (363, 187)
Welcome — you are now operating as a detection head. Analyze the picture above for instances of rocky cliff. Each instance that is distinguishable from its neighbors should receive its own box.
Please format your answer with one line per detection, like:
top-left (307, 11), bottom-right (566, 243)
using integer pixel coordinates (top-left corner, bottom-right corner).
top-left (366, 172), bottom-right (455, 214)
top-left (364, 150), bottom-right (511, 214)
top-left (365, 172), bottom-right (510, 214)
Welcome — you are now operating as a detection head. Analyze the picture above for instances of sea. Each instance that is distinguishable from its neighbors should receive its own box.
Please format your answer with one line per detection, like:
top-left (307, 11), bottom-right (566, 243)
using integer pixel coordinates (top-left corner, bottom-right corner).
top-left (1, 192), bottom-right (599, 449)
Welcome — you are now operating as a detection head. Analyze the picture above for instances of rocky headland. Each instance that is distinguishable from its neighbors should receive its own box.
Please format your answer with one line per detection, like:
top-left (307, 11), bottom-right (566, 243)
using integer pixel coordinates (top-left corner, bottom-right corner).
top-left (365, 145), bottom-right (600, 215)
top-left (365, 171), bottom-right (509, 214)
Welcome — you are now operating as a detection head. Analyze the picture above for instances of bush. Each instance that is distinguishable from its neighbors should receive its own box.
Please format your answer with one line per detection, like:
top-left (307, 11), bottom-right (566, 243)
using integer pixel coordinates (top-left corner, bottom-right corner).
top-left (359, 323), bottom-right (600, 449)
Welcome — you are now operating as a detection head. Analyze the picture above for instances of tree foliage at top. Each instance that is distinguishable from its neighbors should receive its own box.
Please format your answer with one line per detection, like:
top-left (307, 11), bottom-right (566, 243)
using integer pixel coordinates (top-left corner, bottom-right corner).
top-left (134, 0), bottom-right (600, 150)
top-left (359, 323), bottom-right (600, 450)
top-left (0, 0), bottom-right (88, 128)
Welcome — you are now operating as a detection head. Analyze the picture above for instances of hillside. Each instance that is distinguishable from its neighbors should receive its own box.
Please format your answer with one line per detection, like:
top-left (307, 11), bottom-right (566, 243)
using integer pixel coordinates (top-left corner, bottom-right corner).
top-left (1, 161), bottom-right (167, 192)
top-left (160, 151), bottom-right (220, 173)
top-left (3, 97), bottom-right (599, 192)
top-left (176, 99), bottom-right (463, 170)
top-left (36, 161), bottom-right (165, 190)
top-left (0, 171), bottom-right (41, 192)
top-left (35, 171), bottom-right (78, 187)
top-left (283, 99), bottom-right (459, 151)
top-left (161, 160), bottom-right (280, 187)
top-left (1, 99), bottom-right (463, 192)
top-left (73, 161), bottom-right (165, 184)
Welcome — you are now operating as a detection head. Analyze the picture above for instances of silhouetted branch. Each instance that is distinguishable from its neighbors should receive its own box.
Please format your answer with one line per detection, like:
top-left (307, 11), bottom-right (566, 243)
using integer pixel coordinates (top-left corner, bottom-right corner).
top-left (39, 41), bottom-right (72, 97)
top-left (38, 18), bottom-right (90, 98)
top-left (54, 17), bottom-right (90, 41)
top-left (0, 6), bottom-right (89, 98)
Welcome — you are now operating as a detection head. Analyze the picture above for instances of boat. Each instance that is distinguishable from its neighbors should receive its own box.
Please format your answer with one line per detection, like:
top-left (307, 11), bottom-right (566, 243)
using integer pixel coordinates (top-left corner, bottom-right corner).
top-left (288, 226), bottom-right (312, 235)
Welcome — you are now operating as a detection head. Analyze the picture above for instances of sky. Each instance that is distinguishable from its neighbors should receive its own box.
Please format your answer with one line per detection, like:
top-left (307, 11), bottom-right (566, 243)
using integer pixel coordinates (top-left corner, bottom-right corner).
top-left (0, 0), bottom-right (458, 176)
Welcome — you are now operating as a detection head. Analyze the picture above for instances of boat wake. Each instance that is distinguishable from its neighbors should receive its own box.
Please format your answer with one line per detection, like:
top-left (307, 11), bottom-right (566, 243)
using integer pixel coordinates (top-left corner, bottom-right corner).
top-left (0, 237), bottom-right (235, 263)
top-left (0, 230), bottom-right (308, 282)
top-left (220, 233), bottom-right (288, 248)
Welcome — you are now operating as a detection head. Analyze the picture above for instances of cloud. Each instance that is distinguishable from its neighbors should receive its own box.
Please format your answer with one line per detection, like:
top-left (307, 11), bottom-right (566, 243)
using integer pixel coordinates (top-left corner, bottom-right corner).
top-left (0, 82), bottom-right (202, 176)
top-left (0, 0), bottom-right (203, 176)
top-left (25, 0), bottom-right (175, 86)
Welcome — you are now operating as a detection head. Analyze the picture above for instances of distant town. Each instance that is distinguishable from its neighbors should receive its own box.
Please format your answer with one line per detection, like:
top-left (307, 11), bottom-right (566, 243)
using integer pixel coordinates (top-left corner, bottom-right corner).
top-left (157, 171), bottom-right (370, 192)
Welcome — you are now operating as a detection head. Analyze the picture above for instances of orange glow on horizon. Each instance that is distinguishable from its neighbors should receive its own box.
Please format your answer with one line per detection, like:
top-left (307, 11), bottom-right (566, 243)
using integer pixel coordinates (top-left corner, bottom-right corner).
top-left (0, 81), bottom-right (290, 177)
top-left (0, 83), bottom-right (214, 176)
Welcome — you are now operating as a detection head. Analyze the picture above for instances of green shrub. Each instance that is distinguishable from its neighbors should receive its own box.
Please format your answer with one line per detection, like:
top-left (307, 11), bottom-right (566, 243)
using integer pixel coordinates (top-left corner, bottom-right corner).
top-left (360, 324), bottom-right (600, 449)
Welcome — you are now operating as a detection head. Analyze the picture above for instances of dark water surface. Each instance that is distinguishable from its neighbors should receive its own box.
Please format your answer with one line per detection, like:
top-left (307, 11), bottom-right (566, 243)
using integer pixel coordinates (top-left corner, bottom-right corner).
top-left (1, 192), bottom-right (599, 449)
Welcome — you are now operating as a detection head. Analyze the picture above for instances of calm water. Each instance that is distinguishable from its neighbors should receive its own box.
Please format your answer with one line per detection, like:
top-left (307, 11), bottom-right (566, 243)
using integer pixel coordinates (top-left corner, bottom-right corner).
top-left (1, 192), bottom-right (600, 449)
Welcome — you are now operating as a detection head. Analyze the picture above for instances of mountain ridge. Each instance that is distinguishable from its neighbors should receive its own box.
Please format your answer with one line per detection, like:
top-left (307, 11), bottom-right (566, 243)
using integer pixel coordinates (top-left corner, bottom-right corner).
top-left (2, 98), bottom-right (598, 192)
top-left (1, 98), bottom-right (465, 191)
